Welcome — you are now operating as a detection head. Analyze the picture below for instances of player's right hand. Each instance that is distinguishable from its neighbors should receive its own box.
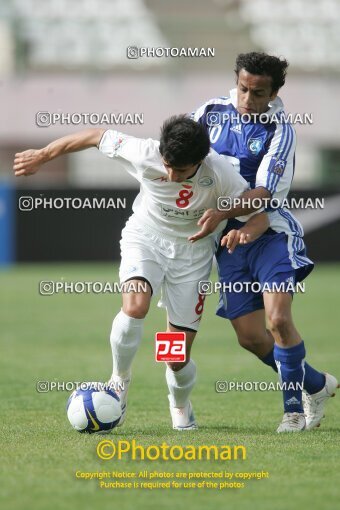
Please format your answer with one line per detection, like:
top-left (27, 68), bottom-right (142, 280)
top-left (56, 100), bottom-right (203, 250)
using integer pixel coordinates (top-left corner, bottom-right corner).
top-left (221, 229), bottom-right (250, 254)
top-left (13, 149), bottom-right (46, 177)
top-left (188, 209), bottom-right (227, 242)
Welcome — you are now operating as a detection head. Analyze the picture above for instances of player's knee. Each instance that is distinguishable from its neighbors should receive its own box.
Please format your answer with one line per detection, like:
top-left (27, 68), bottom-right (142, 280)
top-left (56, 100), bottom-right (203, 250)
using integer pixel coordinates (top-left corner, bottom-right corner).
top-left (167, 360), bottom-right (189, 372)
top-left (123, 301), bottom-right (149, 319)
top-left (267, 312), bottom-right (290, 336)
top-left (237, 332), bottom-right (265, 353)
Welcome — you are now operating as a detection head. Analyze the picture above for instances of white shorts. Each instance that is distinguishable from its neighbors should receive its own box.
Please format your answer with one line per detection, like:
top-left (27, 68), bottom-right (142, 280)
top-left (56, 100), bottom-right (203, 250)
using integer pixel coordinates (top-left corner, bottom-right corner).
top-left (119, 217), bottom-right (214, 331)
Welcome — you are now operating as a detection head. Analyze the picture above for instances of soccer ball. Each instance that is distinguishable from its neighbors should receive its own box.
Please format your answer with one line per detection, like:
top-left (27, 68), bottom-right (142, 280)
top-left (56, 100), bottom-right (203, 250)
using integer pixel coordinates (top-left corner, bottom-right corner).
top-left (67, 383), bottom-right (122, 434)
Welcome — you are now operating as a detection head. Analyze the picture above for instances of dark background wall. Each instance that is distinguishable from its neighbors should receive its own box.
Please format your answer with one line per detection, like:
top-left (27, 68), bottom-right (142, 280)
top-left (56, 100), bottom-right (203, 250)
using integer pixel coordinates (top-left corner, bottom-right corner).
top-left (16, 189), bottom-right (136, 262)
top-left (15, 189), bottom-right (340, 263)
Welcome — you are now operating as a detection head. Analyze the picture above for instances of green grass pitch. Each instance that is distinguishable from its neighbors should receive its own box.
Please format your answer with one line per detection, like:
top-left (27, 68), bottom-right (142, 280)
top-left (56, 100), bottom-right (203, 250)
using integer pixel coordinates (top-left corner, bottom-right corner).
top-left (1, 263), bottom-right (339, 510)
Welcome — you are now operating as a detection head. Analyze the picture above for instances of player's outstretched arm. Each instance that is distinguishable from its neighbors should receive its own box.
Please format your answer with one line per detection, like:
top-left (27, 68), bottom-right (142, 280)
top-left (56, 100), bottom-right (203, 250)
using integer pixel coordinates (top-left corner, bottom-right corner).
top-left (188, 187), bottom-right (270, 242)
top-left (13, 128), bottom-right (105, 177)
top-left (221, 212), bottom-right (269, 254)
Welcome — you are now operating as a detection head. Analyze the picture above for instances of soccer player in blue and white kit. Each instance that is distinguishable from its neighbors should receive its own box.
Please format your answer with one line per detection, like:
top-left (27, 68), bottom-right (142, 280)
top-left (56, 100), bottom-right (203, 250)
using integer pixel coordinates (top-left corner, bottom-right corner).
top-left (13, 115), bottom-right (267, 430)
top-left (190, 52), bottom-right (338, 432)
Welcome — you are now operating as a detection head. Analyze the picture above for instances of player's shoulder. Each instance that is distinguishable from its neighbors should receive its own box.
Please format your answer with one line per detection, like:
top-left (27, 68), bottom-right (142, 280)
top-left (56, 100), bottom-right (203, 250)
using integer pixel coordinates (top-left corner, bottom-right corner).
top-left (200, 96), bottom-right (232, 107)
top-left (192, 96), bottom-right (233, 120)
top-left (266, 98), bottom-right (296, 134)
top-left (202, 150), bottom-right (247, 194)
top-left (100, 129), bottom-right (160, 162)
top-left (268, 111), bottom-right (297, 145)
top-left (203, 149), bottom-right (236, 175)
top-left (248, 109), bottom-right (296, 147)
top-left (137, 137), bottom-right (161, 164)
top-left (102, 129), bottom-right (159, 148)
top-left (143, 136), bottom-right (160, 153)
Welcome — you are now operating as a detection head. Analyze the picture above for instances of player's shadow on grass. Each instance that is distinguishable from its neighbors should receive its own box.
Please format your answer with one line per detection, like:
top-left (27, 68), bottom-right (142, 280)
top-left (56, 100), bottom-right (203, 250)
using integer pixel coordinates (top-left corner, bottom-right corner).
top-left (197, 424), bottom-right (273, 434)
top-left (110, 425), bottom-right (274, 436)
top-left (202, 424), bottom-right (340, 434)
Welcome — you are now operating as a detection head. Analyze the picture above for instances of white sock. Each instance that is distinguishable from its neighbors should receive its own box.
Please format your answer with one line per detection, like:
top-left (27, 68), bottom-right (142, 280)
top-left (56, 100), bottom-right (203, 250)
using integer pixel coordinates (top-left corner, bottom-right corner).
top-left (166, 360), bottom-right (197, 408)
top-left (110, 310), bottom-right (144, 380)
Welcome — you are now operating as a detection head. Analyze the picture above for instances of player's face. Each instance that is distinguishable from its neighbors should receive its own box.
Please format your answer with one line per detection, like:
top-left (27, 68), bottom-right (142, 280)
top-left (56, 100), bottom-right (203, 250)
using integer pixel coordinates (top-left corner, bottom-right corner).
top-left (162, 160), bottom-right (201, 182)
top-left (236, 69), bottom-right (278, 115)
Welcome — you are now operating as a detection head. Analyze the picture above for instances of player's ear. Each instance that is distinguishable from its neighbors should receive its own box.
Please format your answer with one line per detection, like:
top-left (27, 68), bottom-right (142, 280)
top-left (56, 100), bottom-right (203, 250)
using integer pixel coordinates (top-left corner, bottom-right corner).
top-left (270, 90), bottom-right (278, 101)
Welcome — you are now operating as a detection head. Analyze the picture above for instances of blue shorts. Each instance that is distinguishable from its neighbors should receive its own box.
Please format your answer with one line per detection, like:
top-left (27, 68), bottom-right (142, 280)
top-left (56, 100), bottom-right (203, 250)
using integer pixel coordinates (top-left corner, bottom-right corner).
top-left (216, 228), bottom-right (314, 320)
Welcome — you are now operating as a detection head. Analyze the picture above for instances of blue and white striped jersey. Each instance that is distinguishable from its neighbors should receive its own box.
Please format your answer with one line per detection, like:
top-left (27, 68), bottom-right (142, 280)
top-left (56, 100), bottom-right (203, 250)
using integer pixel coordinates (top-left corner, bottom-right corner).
top-left (192, 88), bottom-right (295, 200)
top-left (192, 89), bottom-right (313, 270)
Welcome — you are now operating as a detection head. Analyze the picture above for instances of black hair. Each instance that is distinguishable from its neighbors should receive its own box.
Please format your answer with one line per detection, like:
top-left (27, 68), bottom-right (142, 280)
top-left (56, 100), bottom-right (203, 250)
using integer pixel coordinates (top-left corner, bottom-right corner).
top-left (159, 115), bottom-right (210, 168)
top-left (235, 52), bottom-right (289, 92)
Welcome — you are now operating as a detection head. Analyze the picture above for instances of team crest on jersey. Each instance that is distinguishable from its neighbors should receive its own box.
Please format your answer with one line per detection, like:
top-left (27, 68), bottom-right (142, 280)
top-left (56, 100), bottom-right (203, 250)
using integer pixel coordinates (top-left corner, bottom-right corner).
top-left (198, 176), bottom-right (214, 187)
top-left (271, 157), bottom-right (287, 175)
top-left (247, 137), bottom-right (263, 155)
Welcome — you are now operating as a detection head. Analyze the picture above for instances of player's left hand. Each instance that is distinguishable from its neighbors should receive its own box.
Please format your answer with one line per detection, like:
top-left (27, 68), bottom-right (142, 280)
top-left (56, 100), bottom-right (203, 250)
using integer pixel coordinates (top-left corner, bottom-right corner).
top-left (221, 229), bottom-right (250, 254)
top-left (188, 209), bottom-right (226, 243)
top-left (13, 149), bottom-right (46, 177)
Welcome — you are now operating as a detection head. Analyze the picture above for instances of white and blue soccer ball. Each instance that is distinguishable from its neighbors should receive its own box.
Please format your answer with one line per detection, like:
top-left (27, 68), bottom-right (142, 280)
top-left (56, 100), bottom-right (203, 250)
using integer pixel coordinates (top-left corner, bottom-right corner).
top-left (67, 383), bottom-right (121, 434)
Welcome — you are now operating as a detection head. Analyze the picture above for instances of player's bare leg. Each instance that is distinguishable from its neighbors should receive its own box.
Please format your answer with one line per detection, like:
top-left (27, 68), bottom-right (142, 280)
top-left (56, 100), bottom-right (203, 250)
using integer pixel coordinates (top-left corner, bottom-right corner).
top-left (231, 301), bottom-right (338, 430)
top-left (263, 291), bottom-right (305, 431)
top-left (108, 279), bottom-right (152, 426)
top-left (231, 309), bottom-right (275, 359)
top-left (166, 323), bottom-right (198, 430)
top-left (263, 292), bottom-right (301, 347)
top-left (264, 291), bottom-right (338, 432)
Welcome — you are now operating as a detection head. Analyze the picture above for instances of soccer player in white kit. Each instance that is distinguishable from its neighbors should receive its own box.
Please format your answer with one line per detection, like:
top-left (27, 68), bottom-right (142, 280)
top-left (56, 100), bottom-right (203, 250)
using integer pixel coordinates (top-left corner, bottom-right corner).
top-left (14, 115), bottom-right (268, 430)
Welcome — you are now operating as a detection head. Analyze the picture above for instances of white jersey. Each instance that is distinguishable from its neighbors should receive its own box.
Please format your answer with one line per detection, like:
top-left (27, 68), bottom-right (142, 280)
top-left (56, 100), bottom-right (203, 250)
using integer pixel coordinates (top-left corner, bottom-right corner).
top-left (98, 129), bottom-right (251, 239)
